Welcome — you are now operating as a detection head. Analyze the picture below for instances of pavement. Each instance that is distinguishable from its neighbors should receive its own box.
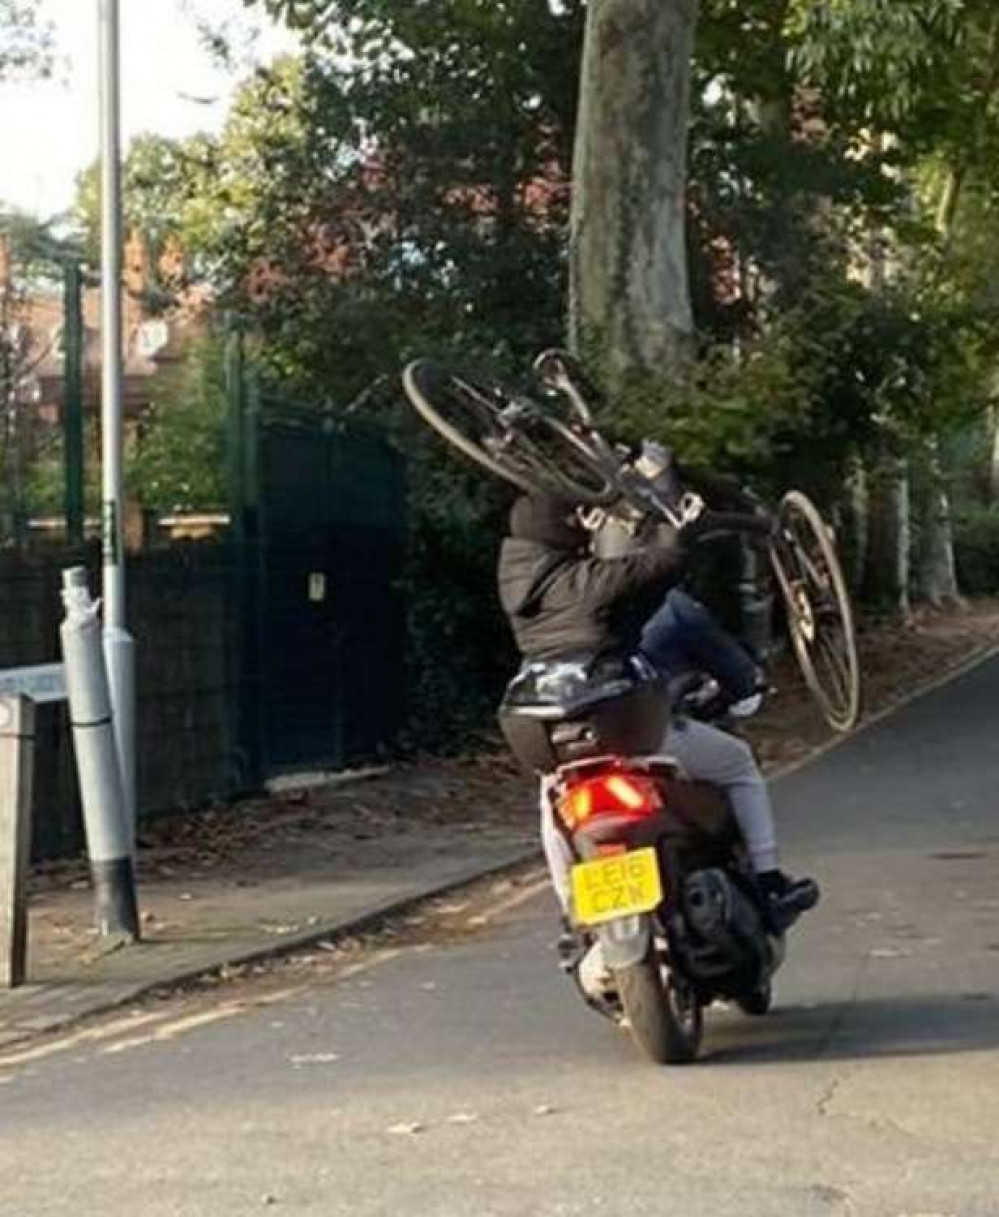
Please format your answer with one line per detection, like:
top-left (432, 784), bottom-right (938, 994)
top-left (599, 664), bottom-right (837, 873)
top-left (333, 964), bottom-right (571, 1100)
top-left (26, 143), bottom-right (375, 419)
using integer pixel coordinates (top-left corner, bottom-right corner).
top-left (3, 651), bottom-right (999, 1215)
top-left (0, 759), bottom-right (539, 1048)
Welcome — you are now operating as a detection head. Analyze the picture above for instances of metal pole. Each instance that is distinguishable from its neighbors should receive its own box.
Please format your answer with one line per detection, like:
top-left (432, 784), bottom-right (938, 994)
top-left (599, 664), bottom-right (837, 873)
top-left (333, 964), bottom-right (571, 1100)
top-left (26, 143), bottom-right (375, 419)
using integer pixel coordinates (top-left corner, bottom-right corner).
top-left (98, 0), bottom-right (137, 850)
top-left (0, 696), bottom-right (35, 988)
top-left (63, 262), bottom-right (85, 548)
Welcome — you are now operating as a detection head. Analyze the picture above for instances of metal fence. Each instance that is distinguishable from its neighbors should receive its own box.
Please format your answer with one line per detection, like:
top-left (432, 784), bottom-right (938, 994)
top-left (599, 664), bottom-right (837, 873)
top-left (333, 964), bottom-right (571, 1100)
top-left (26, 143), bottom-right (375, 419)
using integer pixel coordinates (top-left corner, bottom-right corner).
top-left (228, 357), bottom-right (407, 781)
top-left (0, 543), bottom-right (242, 857)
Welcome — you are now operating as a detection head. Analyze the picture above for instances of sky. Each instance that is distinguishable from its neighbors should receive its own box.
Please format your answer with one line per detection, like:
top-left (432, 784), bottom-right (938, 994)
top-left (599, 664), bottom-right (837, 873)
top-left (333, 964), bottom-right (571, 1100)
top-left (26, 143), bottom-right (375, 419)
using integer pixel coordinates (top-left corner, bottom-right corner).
top-left (0, 0), bottom-right (299, 219)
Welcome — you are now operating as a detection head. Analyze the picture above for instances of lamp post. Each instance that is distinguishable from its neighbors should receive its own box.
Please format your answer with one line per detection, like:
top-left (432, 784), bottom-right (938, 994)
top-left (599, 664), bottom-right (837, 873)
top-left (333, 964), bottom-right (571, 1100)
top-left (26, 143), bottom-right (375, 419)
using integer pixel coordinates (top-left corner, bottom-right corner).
top-left (98, 0), bottom-right (136, 851)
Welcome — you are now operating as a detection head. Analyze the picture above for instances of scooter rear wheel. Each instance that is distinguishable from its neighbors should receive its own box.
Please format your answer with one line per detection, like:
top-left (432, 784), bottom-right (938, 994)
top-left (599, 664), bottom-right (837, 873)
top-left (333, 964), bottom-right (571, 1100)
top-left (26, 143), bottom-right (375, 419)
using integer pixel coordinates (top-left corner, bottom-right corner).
top-left (736, 979), bottom-right (773, 1017)
top-left (616, 951), bottom-right (703, 1065)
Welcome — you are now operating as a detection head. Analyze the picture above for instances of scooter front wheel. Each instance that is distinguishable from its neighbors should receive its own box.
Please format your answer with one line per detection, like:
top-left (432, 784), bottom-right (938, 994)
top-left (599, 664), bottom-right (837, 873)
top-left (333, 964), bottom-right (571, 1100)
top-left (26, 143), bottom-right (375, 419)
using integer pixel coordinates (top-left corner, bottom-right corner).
top-left (616, 951), bottom-right (703, 1065)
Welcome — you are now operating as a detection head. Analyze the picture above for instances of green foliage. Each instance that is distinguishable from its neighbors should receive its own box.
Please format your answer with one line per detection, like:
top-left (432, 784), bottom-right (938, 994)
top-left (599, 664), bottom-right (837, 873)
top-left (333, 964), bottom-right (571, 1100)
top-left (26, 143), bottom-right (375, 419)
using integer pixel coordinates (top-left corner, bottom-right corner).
top-left (582, 262), bottom-right (997, 516)
top-left (689, 0), bottom-right (999, 529)
top-left (129, 339), bottom-right (228, 513)
top-left (215, 3), bottom-right (583, 397)
top-left (787, 0), bottom-right (965, 124)
top-left (954, 504), bottom-right (999, 593)
top-left (73, 133), bottom-right (218, 296)
top-left (401, 452), bottom-right (514, 751)
top-left (249, 0), bottom-right (584, 172)
top-left (591, 332), bottom-right (810, 486)
top-left (21, 441), bottom-right (60, 515)
top-left (0, 0), bottom-right (51, 82)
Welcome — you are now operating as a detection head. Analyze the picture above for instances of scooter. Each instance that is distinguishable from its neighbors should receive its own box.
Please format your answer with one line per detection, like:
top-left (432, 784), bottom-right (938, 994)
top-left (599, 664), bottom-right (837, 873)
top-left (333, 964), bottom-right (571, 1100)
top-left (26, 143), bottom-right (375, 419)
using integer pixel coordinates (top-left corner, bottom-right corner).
top-left (501, 663), bottom-right (783, 1065)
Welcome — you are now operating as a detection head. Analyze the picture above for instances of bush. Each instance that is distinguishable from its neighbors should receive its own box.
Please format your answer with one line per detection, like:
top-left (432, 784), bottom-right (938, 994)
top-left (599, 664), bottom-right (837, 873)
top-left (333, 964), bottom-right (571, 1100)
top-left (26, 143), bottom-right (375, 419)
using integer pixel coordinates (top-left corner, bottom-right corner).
top-left (954, 506), bottom-right (999, 595)
top-left (401, 475), bottom-right (516, 753)
top-left (129, 338), bottom-right (228, 513)
top-left (383, 400), bottom-right (519, 754)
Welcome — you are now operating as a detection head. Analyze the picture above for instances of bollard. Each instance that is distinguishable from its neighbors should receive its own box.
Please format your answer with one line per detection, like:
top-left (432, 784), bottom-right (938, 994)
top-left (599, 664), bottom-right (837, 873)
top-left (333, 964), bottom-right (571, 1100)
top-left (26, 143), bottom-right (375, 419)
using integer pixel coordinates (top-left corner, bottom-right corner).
top-left (60, 567), bottom-right (140, 941)
top-left (0, 696), bottom-right (35, 988)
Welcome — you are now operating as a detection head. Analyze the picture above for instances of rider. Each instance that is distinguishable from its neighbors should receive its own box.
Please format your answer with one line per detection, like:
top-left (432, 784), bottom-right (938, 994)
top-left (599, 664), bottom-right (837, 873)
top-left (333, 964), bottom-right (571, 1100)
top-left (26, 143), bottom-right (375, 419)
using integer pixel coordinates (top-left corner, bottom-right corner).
top-left (498, 492), bottom-right (820, 933)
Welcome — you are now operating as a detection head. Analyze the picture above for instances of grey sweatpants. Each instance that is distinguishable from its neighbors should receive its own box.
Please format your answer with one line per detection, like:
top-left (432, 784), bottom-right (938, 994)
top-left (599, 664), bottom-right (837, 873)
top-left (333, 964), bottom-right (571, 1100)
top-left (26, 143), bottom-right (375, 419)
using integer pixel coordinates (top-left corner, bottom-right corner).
top-left (540, 718), bottom-right (779, 914)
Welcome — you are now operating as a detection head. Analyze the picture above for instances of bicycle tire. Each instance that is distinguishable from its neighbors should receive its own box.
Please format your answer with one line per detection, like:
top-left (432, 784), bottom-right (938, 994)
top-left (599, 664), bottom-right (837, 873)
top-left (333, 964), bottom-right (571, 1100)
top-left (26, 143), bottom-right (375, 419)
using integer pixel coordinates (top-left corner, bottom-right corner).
top-left (531, 348), bottom-right (600, 425)
top-left (771, 490), bottom-right (862, 733)
top-left (402, 359), bottom-right (619, 505)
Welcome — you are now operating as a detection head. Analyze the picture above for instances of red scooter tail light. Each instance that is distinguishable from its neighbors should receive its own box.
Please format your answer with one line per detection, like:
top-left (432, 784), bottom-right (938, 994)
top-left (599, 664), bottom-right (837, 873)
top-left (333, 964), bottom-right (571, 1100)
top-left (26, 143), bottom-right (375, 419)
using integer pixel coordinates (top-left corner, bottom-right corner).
top-left (558, 773), bottom-right (662, 830)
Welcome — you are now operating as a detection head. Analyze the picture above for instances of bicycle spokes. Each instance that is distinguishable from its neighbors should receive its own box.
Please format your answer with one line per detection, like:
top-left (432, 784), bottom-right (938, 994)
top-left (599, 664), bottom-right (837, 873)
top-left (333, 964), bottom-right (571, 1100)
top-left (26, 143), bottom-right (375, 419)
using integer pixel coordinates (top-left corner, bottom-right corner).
top-left (774, 492), bottom-right (861, 733)
top-left (403, 359), bottom-right (618, 505)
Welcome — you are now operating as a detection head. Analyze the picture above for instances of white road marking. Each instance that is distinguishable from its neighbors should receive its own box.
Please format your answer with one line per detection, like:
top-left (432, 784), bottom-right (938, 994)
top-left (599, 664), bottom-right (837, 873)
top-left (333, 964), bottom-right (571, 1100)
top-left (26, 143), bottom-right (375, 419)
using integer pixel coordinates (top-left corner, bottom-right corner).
top-left (467, 873), bottom-right (550, 926)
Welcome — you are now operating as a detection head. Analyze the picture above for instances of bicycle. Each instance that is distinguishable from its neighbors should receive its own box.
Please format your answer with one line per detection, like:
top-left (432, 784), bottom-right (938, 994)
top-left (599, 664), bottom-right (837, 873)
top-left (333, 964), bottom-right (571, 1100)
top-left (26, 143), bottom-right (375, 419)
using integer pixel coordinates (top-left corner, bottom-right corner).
top-left (401, 350), bottom-right (861, 733)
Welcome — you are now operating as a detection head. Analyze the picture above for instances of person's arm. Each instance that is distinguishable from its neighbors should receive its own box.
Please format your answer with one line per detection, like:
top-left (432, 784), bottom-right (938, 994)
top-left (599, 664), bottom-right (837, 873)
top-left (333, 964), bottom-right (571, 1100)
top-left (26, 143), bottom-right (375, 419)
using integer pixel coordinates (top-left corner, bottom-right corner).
top-left (569, 534), bottom-right (688, 612)
top-left (677, 463), bottom-right (761, 514)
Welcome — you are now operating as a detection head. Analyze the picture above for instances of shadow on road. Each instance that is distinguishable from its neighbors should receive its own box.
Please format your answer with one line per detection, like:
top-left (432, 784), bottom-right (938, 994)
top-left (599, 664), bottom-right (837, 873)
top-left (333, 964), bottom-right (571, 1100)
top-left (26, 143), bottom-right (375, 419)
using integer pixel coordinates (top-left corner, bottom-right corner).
top-left (707, 991), bottom-right (999, 1064)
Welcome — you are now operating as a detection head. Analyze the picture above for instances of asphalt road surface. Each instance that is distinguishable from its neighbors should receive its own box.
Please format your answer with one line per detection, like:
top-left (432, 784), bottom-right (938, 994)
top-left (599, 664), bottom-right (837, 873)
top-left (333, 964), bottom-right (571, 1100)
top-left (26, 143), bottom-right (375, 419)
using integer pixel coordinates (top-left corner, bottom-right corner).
top-left (4, 658), bottom-right (999, 1217)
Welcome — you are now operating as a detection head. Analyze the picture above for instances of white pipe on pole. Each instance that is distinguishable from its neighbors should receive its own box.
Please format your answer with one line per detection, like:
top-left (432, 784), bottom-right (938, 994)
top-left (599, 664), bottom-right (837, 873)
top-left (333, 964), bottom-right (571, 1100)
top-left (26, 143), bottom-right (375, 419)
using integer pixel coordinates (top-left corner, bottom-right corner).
top-left (61, 568), bottom-right (139, 940)
top-left (98, 0), bottom-right (137, 850)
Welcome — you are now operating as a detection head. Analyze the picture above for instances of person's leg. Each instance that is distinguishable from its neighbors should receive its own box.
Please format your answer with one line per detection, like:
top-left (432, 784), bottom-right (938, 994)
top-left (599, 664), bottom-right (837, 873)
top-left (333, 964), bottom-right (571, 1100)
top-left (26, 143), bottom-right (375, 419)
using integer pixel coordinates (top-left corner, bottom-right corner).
top-left (539, 776), bottom-right (574, 915)
top-left (663, 717), bottom-right (819, 929)
top-left (638, 590), bottom-right (691, 679)
top-left (641, 589), bottom-right (760, 700)
top-left (664, 717), bottom-right (779, 871)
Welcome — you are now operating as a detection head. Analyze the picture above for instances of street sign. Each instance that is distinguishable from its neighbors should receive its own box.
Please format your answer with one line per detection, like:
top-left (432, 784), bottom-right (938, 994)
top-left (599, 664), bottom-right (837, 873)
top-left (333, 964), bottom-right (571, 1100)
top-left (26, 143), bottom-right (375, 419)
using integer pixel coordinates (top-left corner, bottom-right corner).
top-left (0, 664), bottom-right (67, 705)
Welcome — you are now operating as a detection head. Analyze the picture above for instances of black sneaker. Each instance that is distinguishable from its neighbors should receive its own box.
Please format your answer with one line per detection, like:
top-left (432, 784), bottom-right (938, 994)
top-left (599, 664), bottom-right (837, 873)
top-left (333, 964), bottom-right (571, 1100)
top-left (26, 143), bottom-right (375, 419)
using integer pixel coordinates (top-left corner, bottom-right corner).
top-left (556, 920), bottom-right (587, 974)
top-left (758, 870), bottom-right (820, 934)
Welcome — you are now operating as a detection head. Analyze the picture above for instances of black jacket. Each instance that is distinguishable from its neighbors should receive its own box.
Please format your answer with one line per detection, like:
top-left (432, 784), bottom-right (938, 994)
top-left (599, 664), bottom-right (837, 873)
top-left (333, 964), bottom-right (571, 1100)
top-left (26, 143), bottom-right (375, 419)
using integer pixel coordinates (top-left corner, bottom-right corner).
top-left (497, 535), bottom-right (687, 665)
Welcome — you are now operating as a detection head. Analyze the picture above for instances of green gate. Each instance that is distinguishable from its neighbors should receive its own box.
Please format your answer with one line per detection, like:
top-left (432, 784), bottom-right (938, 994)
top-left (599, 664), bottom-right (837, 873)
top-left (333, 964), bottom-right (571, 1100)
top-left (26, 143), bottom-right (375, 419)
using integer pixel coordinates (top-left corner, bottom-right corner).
top-left (227, 346), bottom-right (406, 780)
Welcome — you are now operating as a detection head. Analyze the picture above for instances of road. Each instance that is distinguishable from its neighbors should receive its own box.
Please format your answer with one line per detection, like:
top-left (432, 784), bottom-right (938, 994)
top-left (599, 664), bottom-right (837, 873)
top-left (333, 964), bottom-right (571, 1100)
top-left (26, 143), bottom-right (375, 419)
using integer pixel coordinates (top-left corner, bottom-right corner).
top-left (4, 658), bottom-right (999, 1217)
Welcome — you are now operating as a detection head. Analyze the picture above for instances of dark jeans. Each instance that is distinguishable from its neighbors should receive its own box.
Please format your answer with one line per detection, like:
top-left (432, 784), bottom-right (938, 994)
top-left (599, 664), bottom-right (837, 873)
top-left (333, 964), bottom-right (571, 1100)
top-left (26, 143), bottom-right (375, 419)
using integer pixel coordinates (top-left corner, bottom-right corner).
top-left (639, 589), bottom-right (759, 699)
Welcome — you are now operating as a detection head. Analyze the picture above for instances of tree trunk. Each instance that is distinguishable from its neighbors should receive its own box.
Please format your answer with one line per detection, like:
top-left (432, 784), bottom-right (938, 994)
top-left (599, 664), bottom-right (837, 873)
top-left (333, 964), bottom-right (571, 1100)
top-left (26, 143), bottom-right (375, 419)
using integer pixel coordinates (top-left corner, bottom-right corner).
top-left (984, 399), bottom-right (999, 505)
top-left (918, 437), bottom-right (964, 608)
top-left (918, 152), bottom-right (965, 607)
top-left (844, 457), bottom-right (869, 594)
top-left (864, 453), bottom-right (911, 619)
top-left (569, 0), bottom-right (698, 382)
top-left (990, 406), bottom-right (999, 505)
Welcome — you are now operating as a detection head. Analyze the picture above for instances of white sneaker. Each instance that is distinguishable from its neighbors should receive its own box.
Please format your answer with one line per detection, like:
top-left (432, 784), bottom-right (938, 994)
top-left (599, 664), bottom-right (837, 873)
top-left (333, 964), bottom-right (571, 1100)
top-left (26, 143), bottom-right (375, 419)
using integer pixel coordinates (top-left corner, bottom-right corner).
top-left (578, 941), bottom-right (614, 999)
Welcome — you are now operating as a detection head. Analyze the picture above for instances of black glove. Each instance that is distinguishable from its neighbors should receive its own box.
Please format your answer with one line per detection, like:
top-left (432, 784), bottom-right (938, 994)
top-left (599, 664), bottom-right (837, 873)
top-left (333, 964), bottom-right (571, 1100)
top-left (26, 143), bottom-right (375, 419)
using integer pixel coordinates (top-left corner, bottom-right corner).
top-left (677, 509), bottom-right (729, 545)
top-left (679, 508), bottom-right (773, 547)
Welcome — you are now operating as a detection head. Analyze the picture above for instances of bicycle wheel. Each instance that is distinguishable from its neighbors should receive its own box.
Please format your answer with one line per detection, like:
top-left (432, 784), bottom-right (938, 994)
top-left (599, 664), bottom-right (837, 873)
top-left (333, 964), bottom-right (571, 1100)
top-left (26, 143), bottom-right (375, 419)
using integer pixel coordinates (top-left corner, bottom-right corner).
top-left (770, 490), bottom-right (861, 733)
top-left (531, 348), bottom-right (601, 425)
top-left (402, 359), bottom-right (618, 505)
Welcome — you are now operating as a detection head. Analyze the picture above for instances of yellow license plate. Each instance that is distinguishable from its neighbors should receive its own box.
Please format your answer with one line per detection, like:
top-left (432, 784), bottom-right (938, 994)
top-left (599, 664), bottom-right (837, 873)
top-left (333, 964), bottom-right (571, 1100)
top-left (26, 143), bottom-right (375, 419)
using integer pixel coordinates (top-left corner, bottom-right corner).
top-left (571, 848), bottom-right (663, 927)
